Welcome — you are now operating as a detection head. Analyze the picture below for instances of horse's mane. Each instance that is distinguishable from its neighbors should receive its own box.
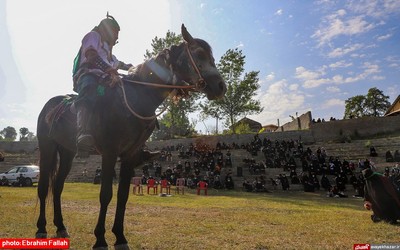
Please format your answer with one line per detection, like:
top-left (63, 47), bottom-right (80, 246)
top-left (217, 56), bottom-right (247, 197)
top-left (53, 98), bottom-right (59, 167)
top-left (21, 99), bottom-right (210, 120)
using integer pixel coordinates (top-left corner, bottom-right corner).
top-left (128, 38), bottom-right (212, 79)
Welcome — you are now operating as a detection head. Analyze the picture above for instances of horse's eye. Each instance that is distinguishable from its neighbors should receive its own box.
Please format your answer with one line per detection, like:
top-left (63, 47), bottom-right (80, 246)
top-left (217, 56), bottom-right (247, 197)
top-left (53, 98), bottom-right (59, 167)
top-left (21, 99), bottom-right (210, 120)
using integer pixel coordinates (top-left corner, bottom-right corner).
top-left (197, 51), bottom-right (207, 61)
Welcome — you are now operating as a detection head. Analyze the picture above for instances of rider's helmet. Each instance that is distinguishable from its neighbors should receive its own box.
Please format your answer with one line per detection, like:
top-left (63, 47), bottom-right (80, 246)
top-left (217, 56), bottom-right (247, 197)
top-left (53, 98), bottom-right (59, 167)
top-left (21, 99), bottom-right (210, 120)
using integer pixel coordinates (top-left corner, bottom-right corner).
top-left (98, 12), bottom-right (120, 46)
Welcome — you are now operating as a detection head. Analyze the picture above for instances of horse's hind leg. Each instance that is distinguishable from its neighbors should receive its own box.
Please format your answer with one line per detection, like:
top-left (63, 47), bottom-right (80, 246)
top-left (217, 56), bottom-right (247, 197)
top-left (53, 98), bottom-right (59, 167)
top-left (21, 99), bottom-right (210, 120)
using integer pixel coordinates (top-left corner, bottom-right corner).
top-left (53, 147), bottom-right (74, 238)
top-left (36, 142), bottom-right (58, 238)
top-left (112, 160), bottom-right (135, 249)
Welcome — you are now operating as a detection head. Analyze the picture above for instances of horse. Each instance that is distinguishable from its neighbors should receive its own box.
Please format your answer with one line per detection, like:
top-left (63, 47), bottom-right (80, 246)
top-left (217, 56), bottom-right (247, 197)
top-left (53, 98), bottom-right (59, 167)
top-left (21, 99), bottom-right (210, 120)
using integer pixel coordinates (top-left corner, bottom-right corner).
top-left (35, 24), bottom-right (226, 250)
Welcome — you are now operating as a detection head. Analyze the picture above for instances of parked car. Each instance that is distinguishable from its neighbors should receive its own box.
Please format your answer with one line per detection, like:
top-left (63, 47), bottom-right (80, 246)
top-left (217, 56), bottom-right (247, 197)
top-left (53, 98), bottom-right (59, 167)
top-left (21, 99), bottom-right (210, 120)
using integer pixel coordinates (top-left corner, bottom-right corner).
top-left (0, 165), bottom-right (40, 186)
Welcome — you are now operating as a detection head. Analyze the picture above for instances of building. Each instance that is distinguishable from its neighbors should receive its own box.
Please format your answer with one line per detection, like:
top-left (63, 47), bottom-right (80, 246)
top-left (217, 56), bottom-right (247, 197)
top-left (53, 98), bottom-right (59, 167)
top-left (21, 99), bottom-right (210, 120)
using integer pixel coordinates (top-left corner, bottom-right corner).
top-left (385, 95), bottom-right (400, 116)
top-left (231, 117), bottom-right (262, 133)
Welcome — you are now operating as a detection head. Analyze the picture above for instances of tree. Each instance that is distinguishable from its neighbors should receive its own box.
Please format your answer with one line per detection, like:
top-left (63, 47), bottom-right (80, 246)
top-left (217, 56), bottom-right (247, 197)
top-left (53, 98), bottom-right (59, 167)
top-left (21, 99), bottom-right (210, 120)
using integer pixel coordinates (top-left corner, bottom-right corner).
top-left (344, 95), bottom-right (366, 119)
top-left (146, 30), bottom-right (200, 139)
top-left (344, 87), bottom-right (390, 119)
top-left (144, 30), bottom-right (183, 59)
top-left (19, 127), bottom-right (29, 141)
top-left (365, 87), bottom-right (391, 117)
top-left (200, 48), bottom-right (263, 134)
top-left (0, 126), bottom-right (17, 141)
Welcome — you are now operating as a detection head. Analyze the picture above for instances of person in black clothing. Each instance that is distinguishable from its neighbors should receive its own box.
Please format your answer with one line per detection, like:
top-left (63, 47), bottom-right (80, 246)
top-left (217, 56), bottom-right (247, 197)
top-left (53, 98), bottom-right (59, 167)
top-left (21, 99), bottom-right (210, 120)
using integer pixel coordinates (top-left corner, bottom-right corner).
top-left (225, 173), bottom-right (234, 189)
top-left (320, 174), bottom-right (331, 191)
top-left (243, 178), bottom-right (253, 192)
top-left (363, 168), bottom-right (400, 224)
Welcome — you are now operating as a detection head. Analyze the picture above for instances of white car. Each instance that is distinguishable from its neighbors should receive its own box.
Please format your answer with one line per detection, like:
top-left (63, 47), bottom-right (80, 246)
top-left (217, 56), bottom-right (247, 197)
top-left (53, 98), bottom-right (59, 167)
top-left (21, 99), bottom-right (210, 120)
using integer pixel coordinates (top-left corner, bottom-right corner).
top-left (0, 165), bottom-right (40, 186)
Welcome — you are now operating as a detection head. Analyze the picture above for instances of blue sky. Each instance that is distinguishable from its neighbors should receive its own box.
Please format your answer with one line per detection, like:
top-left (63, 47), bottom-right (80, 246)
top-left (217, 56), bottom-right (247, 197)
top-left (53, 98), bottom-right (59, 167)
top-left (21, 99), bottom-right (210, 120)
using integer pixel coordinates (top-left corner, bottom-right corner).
top-left (1, 0), bottom-right (399, 136)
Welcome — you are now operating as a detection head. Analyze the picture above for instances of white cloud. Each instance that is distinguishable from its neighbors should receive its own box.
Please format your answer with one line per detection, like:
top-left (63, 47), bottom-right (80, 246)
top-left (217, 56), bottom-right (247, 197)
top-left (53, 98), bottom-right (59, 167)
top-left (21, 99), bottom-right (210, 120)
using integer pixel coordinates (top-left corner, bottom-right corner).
top-left (327, 43), bottom-right (363, 58)
top-left (236, 42), bottom-right (244, 48)
top-left (295, 66), bottom-right (330, 88)
top-left (322, 98), bottom-right (344, 109)
top-left (289, 84), bottom-right (299, 91)
top-left (265, 72), bottom-right (275, 81)
top-left (347, 0), bottom-right (400, 18)
top-left (296, 62), bottom-right (381, 88)
top-left (275, 9), bottom-right (283, 16)
top-left (326, 86), bottom-right (340, 92)
top-left (329, 60), bottom-right (353, 68)
top-left (249, 79), bottom-right (305, 125)
top-left (377, 33), bottom-right (392, 41)
top-left (312, 11), bottom-right (375, 47)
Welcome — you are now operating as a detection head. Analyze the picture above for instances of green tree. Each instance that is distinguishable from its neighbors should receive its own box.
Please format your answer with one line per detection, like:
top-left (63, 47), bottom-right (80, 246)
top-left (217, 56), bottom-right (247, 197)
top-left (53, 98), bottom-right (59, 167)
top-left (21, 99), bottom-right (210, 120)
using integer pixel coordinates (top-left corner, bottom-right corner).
top-left (344, 87), bottom-right (390, 119)
top-left (365, 87), bottom-right (391, 117)
top-left (144, 30), bottom-right (182, 59)
top-left (344, 95), bottom-right (366, 119)
top-left (19, 127), bottom-right (29, 141)
top-left (27, 132), bottom-right (37, 141)
top-left (0, 126), bottom-right (17, 141)
top-left (200, 48), bottom-right (263, 134)
top-left (146, 30), bottom-right (200, 139)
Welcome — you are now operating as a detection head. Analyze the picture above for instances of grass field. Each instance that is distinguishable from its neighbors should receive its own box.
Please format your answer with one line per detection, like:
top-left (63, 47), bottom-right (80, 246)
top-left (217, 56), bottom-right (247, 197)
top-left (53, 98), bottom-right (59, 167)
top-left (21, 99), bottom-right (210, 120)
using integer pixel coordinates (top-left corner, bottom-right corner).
top-left (0, 183), bottom-right (398, 250)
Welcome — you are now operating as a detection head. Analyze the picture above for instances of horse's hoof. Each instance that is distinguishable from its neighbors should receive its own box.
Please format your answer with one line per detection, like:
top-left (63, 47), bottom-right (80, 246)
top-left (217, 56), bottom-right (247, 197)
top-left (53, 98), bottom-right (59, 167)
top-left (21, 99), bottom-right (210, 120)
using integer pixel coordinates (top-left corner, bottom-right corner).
top-left (93, 247), bottom-right (109, 250)
top-left (56, 229), bottom-right (70, 238)
top-left (114, 244), bottom-right (130, 250)
top-left (35, 232), bottom-right (47, 238)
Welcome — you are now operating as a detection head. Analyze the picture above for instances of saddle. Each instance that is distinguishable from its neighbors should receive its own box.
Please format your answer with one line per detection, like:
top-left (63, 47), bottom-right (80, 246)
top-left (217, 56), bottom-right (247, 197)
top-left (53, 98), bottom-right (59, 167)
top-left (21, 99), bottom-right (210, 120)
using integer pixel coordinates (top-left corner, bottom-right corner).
top-left (45, 94), bottom-right (78, 133)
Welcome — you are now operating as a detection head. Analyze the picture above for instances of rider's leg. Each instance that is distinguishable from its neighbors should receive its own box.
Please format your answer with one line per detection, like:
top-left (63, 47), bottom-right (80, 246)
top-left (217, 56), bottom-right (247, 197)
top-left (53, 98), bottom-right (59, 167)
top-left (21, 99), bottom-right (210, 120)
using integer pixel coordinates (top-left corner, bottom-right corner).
top-left (75, 75), bottom-right (97, 155)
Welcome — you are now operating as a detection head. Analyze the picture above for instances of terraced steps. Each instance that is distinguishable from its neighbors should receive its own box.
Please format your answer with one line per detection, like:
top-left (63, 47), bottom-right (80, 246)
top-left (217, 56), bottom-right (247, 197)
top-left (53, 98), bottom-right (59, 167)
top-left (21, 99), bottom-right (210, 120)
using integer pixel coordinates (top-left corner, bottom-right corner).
top-left (1, 135), bottom-right (399, 190)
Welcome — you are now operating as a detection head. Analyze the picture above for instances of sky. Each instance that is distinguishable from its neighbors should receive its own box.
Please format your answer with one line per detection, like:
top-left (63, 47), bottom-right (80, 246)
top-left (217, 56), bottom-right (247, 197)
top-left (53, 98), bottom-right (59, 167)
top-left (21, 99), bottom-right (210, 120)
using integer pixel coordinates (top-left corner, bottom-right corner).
top-left (1, 0), bottom-right (399, 137)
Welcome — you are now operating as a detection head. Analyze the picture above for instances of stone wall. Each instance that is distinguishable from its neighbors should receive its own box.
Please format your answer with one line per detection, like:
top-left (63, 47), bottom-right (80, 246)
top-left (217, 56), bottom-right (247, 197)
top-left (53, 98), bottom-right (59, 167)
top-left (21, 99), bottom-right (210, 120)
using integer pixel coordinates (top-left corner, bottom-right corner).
top-left (0, 115), bottom-right (399, 152)
top-left (279, 111), bottom-right (312, 131)
top-left (0, 141), bottom-right (38, 153)
top-left (147, 130), bottom-right (314, 149)
top-left (310, 115), bottom-right (400, 142)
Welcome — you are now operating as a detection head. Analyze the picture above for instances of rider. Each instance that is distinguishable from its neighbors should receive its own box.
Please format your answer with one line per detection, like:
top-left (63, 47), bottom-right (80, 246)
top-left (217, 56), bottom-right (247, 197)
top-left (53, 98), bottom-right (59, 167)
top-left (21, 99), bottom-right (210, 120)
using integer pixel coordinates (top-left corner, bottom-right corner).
top-left (72, 13), bottom-right (159, 160)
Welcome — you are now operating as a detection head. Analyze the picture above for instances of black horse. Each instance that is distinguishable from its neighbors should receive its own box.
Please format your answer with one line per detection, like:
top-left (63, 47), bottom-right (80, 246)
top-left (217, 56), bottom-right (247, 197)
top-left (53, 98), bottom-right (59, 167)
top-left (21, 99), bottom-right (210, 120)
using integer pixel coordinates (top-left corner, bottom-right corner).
top-left (35, 24), bottom-right (226, 249)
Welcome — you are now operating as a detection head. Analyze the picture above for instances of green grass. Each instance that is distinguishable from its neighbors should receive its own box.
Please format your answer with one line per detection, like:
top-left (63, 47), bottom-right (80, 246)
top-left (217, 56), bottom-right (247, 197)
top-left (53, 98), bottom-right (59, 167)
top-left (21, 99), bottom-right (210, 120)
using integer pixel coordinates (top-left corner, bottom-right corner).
top-left (0, 183), bottom-right (398, 250)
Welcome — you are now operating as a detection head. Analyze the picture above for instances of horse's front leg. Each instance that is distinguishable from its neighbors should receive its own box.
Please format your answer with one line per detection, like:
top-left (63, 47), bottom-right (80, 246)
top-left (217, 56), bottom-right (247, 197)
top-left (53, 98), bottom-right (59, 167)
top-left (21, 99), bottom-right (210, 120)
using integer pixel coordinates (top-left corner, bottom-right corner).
top-left (93, 154), bottom-right (117, 250)
top-left (112, 159), bottom-right (136, 249)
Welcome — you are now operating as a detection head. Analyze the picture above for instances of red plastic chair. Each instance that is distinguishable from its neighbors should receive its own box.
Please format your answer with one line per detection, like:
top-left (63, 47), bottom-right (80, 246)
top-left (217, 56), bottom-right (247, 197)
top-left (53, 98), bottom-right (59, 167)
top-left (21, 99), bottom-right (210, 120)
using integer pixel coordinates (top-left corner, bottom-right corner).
top-left (147, 178), bottom-right (158, 195)
top-left (197, 180), bottom-right (208, 195)
top-left (160, 179), bottom-right (171, 195)
top-left (131, 177), bottom-right (143, 195)
top-left (175, 178), bottom-right (186, 194)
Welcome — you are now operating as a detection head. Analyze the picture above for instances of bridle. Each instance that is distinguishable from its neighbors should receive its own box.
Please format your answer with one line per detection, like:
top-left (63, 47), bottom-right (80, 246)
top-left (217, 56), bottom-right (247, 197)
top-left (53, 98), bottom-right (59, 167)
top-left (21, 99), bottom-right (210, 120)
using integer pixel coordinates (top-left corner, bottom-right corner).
top-left (121, 42), bottom-right (207, 91)
top-left (119, 42), bottom-right (208, 120)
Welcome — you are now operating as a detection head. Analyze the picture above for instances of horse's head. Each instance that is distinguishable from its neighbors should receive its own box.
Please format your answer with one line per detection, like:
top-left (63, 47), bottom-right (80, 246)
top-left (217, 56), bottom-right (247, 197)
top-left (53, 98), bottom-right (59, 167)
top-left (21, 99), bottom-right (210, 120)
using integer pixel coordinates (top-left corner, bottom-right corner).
top-left (171, 24), bottom-right (226, 100)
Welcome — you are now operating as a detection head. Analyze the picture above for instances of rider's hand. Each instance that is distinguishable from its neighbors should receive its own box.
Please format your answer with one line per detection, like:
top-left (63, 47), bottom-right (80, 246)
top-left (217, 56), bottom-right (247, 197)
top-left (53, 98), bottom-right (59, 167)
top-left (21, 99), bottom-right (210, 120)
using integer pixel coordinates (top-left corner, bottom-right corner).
top-left (106, 68), bottom-right (121, 87)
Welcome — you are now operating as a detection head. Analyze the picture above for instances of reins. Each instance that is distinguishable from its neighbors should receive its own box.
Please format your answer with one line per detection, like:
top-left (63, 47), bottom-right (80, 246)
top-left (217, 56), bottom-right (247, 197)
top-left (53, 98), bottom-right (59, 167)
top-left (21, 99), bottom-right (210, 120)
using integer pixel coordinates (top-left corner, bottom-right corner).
top-left (118, 42), bottom-right (207, 120)
top-left (119, 82), bottom-right (177, 120)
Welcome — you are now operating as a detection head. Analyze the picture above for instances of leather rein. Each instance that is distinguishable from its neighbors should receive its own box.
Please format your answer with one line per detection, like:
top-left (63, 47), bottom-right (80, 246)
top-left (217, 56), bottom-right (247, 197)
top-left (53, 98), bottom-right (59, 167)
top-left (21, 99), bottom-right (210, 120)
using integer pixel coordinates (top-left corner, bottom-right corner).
top-left (118, 42), bottom-right (207, 120)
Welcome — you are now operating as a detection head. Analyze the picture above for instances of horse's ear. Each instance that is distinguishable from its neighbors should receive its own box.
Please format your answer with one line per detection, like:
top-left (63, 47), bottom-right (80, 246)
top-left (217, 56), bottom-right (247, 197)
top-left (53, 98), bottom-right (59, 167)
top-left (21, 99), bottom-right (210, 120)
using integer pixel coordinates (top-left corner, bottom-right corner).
top-left (181, 24), bottom-right (194, 44)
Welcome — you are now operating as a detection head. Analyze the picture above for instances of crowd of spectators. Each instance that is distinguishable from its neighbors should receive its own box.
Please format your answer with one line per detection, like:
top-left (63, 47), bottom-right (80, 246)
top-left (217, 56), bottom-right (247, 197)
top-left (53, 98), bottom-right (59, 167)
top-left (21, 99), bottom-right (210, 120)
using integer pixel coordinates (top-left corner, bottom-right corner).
top-left (132, 133), bottom-right (400, 201)
top-left (138, 142), bottom-right (236, 190)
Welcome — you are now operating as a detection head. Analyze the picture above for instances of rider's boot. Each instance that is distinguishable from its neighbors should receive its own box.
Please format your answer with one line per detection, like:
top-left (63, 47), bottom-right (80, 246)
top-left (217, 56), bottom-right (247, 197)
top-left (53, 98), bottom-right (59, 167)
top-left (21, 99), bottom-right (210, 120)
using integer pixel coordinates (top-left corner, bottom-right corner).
top-left (76, 104), bottom-right (94, 158)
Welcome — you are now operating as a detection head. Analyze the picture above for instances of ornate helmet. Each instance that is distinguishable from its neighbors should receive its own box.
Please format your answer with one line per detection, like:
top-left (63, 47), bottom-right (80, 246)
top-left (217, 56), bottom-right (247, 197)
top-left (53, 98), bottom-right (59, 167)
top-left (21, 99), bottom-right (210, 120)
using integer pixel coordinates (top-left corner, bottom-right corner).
top-left (99, 12), bottom-right (120, 31)
top-left (98, 12), bottom-right (120, 46)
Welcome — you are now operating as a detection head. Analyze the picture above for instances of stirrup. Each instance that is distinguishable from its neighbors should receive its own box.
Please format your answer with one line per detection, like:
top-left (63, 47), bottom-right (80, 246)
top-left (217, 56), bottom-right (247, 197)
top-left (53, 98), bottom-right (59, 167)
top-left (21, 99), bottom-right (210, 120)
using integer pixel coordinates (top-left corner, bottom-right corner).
top-left (76, 134), bottom-right (95, 158)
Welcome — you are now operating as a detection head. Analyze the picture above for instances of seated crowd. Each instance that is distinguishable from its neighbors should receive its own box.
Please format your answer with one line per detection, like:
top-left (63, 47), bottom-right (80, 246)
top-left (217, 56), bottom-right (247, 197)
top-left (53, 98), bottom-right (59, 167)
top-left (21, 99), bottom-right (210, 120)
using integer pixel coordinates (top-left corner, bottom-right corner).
top-left (133, 134), bottom-right (399, 202)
